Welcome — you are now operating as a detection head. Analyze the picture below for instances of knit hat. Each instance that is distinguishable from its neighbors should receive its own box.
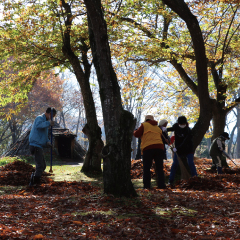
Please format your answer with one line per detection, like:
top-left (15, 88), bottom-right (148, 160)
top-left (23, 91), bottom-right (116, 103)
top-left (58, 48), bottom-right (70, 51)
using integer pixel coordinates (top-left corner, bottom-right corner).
top-left (145, 115), bottom-right (154, 121)
top-left (178, 116), bottom-right (187, 124)
top-left (159, 119), bottom-right (168, 126)
top-left (221, 132), bottom-right (230, 140)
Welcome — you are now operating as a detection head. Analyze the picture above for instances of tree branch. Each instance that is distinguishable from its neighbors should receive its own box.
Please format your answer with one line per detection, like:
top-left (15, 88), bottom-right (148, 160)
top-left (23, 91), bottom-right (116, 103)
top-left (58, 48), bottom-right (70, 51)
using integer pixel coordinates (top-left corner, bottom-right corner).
top-left (170, 59), bottom-right (198, 96)
top-left (225, 97), bottom-right (240, 113)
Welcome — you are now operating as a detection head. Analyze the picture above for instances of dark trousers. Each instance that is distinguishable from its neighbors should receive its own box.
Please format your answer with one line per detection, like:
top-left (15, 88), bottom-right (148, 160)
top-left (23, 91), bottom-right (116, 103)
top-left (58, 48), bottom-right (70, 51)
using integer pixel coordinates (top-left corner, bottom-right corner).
top-left (30, 146), bottom-right (46, 177)
top-left (142, 148), bottom-right (165, 188)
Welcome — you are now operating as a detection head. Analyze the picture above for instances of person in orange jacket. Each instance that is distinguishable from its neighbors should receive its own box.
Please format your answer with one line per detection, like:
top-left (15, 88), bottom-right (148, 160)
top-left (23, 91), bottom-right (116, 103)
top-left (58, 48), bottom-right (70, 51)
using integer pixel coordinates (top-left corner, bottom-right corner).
top-left (134, 115), bottom-right (166, 189)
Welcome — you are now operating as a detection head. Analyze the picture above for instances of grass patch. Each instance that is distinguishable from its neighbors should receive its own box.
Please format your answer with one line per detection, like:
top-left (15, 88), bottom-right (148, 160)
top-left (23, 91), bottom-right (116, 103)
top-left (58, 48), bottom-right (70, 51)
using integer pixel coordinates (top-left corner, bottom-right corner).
top-left (132, 179), bottom-right (157, 189)
top-left (0, 156), bottom-right (25, 166)
top-left (155, 206), bottom-right (198, 218)
top-left (39, 164), bottom-right (103, 185)
top-left (71, 210), bottom-right (115, 217)
top-left (0, 186), bottom-right (26, 195)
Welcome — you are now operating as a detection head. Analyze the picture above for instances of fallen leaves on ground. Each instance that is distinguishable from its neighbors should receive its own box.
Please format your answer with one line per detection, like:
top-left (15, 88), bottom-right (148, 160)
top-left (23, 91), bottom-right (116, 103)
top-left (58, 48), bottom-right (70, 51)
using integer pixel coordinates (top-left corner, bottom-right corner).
top-left (131, 159), bottom-right (171, 179)
top-left (0, 158), bottom-right (240, 239)
top-left (0, 160), bottom-right (52, 186)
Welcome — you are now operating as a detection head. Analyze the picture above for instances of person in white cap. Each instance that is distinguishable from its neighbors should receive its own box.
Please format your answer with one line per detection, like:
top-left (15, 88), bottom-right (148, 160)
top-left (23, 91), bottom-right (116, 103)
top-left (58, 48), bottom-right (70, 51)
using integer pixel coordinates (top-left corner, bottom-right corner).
top-left (158, 119), bottom-right (170, 160)
top-left (134, 115), bottom-right (166, 189)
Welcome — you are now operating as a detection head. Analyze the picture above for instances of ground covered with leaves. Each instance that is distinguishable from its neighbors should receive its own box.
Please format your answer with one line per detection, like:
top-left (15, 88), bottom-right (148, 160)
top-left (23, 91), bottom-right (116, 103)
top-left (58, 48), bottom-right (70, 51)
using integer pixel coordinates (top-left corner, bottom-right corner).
top-left (1, 158), bottom-right (240, 239)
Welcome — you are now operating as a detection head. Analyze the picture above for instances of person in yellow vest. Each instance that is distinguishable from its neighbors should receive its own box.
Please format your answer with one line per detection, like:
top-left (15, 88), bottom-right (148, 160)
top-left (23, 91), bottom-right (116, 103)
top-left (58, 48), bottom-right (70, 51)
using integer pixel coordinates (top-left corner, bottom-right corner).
top-left (134, 115), bottom-right (166, 189)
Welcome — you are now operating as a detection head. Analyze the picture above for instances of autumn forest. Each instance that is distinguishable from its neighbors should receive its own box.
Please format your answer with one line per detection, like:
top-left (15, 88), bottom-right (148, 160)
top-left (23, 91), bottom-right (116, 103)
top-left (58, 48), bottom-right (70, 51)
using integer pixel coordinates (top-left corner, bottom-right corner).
top-left (0, 0), bottom-right (240, 239)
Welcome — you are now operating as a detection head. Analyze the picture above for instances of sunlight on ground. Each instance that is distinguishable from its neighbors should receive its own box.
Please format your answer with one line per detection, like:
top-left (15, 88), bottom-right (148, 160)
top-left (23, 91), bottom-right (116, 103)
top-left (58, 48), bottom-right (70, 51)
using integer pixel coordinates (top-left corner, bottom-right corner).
top-left (71, 210), bottom-right (115, 217)
top-left (48, 166), bottom-right (155, 189)
top-left (46, 165), bottom-right (102, 184)
top-left (155, 206), bottom-right (198, 218)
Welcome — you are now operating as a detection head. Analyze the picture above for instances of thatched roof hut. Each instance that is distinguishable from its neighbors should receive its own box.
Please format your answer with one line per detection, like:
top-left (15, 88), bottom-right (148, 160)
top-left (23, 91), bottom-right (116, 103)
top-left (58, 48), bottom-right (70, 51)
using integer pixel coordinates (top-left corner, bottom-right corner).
top-left (2, 124), bottom-right (86, 161)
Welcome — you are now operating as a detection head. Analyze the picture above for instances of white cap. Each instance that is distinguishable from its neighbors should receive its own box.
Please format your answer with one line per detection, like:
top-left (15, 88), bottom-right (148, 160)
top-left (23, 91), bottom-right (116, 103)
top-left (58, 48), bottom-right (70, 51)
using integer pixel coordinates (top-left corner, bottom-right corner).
top-left (159, 119), bottom-right (168, 126)
top-left (145, 115), bottom-right (154, 121)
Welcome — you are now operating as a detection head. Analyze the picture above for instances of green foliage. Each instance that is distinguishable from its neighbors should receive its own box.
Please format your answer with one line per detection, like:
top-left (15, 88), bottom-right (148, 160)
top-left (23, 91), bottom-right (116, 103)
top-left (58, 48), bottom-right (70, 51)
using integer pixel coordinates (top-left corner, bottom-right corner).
top-left (0, 0), bottom-right (88, 109)
top-left (104, 0), bottom-right (240, 125)
top-left (0, 0), bottom-right (239, 146)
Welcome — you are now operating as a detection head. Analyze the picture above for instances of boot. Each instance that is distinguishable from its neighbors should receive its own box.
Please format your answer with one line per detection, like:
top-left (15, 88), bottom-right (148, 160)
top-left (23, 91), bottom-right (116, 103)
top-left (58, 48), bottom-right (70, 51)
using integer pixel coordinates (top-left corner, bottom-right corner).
top-left (29, 173), bottom-right (35, 186)
top-left (217, 167), bottom-right (223, 174)
top-left (34, 176), bottom-right (41, 185)
top-left (167, 181), bottom-right (175, 188)
top-left (211, 164), bottom-right (216, 171)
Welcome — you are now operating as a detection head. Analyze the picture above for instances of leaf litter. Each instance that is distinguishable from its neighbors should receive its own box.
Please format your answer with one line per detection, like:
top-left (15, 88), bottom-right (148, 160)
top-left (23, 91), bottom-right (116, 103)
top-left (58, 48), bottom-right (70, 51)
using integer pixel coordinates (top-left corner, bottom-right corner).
top-left (0, 158), bottom-right (240, 239)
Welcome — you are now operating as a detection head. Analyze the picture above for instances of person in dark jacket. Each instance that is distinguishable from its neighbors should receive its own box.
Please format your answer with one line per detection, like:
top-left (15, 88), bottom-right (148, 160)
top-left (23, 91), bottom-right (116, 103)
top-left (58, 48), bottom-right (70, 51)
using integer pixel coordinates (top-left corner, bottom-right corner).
top-left (134, 115), bottom-right (166, 189)
top-left (29, 107), bottom-right (56, 186)
top-left (167, 116), bottom-right (197, 185)
top-left (209, 132), bottom-right (230, 174)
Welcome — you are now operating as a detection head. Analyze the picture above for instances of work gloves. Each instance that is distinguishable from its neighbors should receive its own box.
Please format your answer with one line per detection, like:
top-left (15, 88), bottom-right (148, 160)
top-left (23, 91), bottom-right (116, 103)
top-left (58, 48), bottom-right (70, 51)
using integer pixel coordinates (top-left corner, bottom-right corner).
top-left (49, 120), bottom-right (55, 126)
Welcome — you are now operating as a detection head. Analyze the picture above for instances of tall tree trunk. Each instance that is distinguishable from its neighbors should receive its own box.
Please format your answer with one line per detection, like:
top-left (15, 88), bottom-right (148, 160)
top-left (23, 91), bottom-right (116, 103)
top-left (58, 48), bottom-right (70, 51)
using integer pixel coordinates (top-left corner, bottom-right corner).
top-left (81, 123), bottom-right (104, 172)
top-left (163, 0), bottom-right (212, 150)
top-left (9, 117), bottom-right (18, 144)
top-left (211, 102), bottom-right (230, 167)
top-left (61, 0), bottom-right (103, 173)
top-left (84, 0), bottom-right (137, 197)
top-left (237, 105), bottom-right (240, 158)
top-left (133, 106), bottom-right (142, 159)
top-left (75, 109), bottom-right (81, 136)
top-left (211, 102), bottom-right (228, 141)
top-left (228, 123), bottom-right (237, 156)
top-left (206, 137), bottom-right (211, 158)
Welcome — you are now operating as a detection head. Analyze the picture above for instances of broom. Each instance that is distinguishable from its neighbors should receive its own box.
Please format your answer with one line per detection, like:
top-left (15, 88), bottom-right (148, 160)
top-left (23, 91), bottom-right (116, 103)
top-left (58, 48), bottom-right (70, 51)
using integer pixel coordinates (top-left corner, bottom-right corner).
top-left (161, 132), bottom-right (191, 180)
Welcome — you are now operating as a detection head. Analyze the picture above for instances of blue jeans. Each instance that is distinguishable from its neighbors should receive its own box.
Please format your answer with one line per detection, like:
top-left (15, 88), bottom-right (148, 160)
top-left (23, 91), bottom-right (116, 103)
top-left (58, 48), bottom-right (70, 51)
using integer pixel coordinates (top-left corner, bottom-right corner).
top-left (169, 153), bottom-right (197, 183)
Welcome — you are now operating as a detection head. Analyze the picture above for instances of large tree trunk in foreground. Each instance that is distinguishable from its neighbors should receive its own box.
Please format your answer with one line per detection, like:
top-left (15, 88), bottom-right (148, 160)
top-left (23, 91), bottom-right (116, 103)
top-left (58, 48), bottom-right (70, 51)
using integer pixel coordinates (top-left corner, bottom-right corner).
top-left (84, 0), bottom-right (137, 197)
top-left (61, 0), bottom-right (103, 172)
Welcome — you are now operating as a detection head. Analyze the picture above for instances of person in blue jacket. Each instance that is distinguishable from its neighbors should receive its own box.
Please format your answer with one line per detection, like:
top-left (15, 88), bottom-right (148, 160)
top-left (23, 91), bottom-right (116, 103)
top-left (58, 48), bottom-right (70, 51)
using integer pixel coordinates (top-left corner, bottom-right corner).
top-left (29, 107), bottom-right (56, 186)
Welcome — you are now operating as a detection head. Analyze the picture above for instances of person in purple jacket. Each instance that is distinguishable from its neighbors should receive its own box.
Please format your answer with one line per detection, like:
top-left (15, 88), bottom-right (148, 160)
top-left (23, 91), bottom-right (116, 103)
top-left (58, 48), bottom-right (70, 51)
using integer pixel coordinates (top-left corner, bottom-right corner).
top-left (29, 107), bottom-right (56, 186)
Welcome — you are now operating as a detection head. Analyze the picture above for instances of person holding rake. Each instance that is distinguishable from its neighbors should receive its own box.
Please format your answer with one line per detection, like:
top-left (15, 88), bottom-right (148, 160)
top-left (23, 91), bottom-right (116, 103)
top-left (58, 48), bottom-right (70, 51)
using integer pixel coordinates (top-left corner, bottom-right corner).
top-left (29, 107), bottom-right (56, 186)
top-left (166, 116), bottom-right (198, 186)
